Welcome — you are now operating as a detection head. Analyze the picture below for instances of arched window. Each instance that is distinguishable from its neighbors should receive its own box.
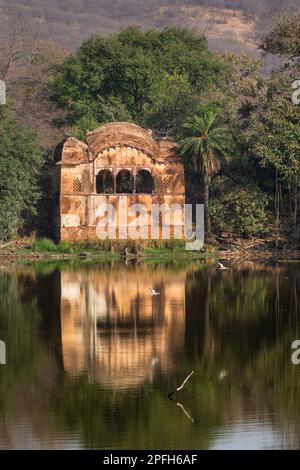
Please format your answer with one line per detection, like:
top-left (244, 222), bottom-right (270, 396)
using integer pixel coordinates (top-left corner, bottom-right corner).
top-left (116, 170), bottom-right (133, 194)
top-left (135, 169), bottom-right (154, 194)
top-left (96, 169), bottom-right (114, 194)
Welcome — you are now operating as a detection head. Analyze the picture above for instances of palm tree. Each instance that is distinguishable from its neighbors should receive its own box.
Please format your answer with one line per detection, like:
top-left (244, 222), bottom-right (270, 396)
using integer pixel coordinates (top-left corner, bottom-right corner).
top-left (180, 110), bottom-right (228, 241)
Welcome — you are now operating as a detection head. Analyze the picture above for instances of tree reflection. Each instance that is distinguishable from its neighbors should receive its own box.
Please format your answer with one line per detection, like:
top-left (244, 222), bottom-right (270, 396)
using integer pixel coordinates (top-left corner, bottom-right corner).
top-left (1, 261), bottom-right (300, 449)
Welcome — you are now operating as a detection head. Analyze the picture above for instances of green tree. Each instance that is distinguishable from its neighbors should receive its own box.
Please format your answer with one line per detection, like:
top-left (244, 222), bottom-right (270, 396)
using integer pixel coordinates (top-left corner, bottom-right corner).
top-left (245, 68), bottom-right (300, 229)
top-left (216, 14), bottom-right (300, 237)
top-left (209, 186), bottom-right (269, 238)
top-left (260, 11), bottom-right (300, 59)
top-left (0, 106), bottom-right (42, 241)
top-left (180, 110), bottom-right (228, 240)
top-left (51, 26), bottom-right (227, 139)
top-left (242, 12), bottom-right (300, 233)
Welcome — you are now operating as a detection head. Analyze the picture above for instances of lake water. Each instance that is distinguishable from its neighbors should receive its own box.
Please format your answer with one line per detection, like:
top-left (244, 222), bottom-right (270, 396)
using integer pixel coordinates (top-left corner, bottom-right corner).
top-left (0, 259), bottom-right (299, 449)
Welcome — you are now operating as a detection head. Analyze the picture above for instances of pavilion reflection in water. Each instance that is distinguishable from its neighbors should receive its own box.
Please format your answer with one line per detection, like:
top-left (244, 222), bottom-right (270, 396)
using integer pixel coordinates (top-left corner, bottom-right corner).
top-left (60, 266), bottom-right (187, 388)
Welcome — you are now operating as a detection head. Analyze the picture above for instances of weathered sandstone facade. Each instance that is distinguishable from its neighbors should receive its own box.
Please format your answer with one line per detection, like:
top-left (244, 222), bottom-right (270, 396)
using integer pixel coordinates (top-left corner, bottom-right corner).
top-left (53, 122), bottom-right (185, 241)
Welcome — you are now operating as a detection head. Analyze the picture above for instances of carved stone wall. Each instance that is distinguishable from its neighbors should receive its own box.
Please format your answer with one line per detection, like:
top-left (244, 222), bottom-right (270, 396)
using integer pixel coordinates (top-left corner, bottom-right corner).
top-left (53, 123), bottom-right (185, 241)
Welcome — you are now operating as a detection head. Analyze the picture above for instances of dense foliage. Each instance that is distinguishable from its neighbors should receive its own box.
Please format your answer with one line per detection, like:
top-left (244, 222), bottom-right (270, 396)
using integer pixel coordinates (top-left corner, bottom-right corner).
top-left (210, 187), bottom-right (269, 237)
top-left (241, 16), bottom-right (300, 236)
top-left (52, 27), bottom-right (227, 139)
top-left (260, 11), bottom-right (300, 59)
top-left (0, 106), bottom-right (41, 241)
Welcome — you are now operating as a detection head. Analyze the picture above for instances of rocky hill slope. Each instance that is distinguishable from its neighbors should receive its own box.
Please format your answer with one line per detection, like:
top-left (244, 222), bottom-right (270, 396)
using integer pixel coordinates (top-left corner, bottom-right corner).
top-left (1, 0), bottom-right (299, 53)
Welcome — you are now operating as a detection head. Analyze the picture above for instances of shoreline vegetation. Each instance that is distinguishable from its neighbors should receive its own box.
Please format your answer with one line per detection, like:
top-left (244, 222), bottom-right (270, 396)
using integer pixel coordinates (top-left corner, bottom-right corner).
top-left (0, 237), bottom-right (299, 263)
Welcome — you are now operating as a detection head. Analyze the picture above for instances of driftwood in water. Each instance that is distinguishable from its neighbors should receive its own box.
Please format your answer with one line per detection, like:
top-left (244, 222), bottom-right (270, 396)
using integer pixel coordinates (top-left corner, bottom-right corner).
top-left (172, 400), bottom-right (194, 423)
top-left (168, 370), bottom-right (194, 398)
top-left (168, 371), bottom-right (195, 423)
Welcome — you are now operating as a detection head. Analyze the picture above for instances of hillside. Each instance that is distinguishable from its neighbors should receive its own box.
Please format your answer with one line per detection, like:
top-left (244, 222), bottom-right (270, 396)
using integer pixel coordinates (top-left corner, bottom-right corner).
top-left (1, 0), bottom-right (300, 54)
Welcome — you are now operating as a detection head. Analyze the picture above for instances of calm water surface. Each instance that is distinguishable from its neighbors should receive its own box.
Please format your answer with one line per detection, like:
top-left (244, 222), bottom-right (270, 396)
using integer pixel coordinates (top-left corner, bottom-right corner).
top-left (0, 259), bottom-right (300, 449)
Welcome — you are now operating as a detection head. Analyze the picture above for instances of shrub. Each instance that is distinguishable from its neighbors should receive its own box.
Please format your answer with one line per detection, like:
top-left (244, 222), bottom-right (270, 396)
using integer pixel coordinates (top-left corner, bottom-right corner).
top-left (209, 187), bottom-right (269, 238)
top-left (0, 106), bottom-right (41, 241)
top-left (30, 238), bottom-right (187, 255)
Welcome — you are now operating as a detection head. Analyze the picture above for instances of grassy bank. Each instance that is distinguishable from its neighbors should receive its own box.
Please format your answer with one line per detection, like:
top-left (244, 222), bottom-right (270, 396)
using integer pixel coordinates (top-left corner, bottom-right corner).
top-left (11, 237), bottom-right (217, 261)
top-left (4, 234), bottom-right (299, 263)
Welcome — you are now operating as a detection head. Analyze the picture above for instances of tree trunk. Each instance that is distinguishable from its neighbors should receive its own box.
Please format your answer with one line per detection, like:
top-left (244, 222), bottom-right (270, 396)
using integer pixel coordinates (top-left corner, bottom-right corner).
top-left (203, 171), bottom-right (212, 242)
top-left (294, 175), bottom-right (298, 232)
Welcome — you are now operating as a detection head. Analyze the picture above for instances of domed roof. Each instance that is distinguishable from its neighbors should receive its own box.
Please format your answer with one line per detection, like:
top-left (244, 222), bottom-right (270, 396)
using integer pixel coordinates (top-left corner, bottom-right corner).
top-left (85, 122), bottom-right (159, 159)
top-left (159, 137), bottom-right (181, 161)
top-left (54, 137), bottom-right (89, 164)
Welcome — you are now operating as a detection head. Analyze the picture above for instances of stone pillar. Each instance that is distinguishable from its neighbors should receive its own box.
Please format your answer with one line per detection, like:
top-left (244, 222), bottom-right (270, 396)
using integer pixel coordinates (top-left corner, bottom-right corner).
top-left (113, 169), bottom-right (117, 194)
top-left (133, 167), bottom-right (137, 194)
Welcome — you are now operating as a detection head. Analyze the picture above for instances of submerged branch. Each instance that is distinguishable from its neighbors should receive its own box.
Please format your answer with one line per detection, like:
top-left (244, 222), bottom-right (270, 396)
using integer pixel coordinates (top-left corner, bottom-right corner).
top-left (168, 370), bottom-right (194, 398)
top-left (175, 401), bottom-right (194, 423)
top-left (168, 371), bottom-right (195, 423)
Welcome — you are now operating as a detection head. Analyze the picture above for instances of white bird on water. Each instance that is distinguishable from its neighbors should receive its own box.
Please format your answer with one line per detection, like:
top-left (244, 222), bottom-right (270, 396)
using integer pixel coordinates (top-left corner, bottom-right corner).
top-left (217, 262), bottom-right (229, 271)
top-left (125, 247), bottom-right (131, 257)
top-left (149, 288), bottom-right (160, 296)
top-left (218, 369), bottom-right (228, 381)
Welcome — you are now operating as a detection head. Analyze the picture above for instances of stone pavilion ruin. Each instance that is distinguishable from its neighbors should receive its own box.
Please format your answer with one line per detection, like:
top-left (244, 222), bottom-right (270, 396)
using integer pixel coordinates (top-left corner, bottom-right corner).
top-left (53, 122), bottom-right (185, 241)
